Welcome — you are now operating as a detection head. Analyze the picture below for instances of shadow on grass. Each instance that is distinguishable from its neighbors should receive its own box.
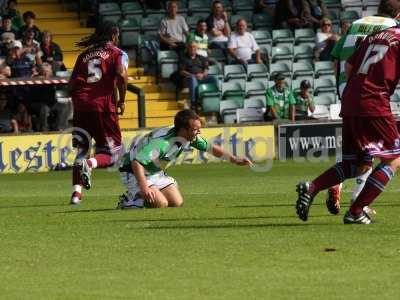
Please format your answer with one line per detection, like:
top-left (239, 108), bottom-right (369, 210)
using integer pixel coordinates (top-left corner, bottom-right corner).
top-left (108, 214), bottom-right (331, 224)
top-left (230, 203), bottom-right (326, 208)
top-left (55, 208), bottom-right (119, 214)
top-left (0, 203), bottom-right (68, 209)
top-left (137, 222), bottom-right (333, 230)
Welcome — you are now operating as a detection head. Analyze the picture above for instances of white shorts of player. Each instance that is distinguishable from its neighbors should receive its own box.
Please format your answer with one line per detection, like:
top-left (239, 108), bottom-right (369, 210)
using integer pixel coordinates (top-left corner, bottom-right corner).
top-left (120, 171), bottom-right (177, 201)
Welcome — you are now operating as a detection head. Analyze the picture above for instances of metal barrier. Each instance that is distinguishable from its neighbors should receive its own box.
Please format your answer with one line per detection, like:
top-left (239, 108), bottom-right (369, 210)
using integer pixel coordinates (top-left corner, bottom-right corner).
top-left (127, 83), bottom-right (146, 128)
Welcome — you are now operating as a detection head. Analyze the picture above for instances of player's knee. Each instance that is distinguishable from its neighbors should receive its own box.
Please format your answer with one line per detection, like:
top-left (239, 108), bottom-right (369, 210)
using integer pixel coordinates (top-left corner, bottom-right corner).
top-left (168, 196), bottom-right (184, 207)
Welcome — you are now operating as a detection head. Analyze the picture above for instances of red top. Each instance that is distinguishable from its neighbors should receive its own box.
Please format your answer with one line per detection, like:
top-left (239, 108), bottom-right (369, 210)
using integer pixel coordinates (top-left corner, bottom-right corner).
top-left (341, 27), bottom-right (400, 117)
top-left (70, 42), bottom-right (123, 112)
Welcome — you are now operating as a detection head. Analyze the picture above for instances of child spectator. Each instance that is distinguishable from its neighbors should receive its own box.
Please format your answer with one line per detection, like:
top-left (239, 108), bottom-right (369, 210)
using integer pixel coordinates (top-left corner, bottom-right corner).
top-left (14, 102), bottom-right (31, 132)
top-left (40, 30), bottom-right (66, 72)
top-left (0, 14), bottom-right (18, 39)
top-left (21, 27), bottom-right (41, 65)
top-left (294, 79), bottom-right (314, 119)
top-left (19, 11), bottom-right (41, 41)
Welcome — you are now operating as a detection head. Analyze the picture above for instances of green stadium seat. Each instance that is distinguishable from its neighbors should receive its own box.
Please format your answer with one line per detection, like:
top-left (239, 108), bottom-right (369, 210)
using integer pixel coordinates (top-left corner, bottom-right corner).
top-left (244, 98), bottom-right (266, 108)
top-left (121, 2), bottom-right (143, 17)
top-left (269, 61), bottom-right (292, 78)
top-left (224, 64), bottom-right (247, 81)
top-left (99, 2), bottom-right (120, 14)
top-left (141, 15), bottom-right (164, 35)
top-left (271, 44), bottom-right (294, 63)
top-left (294, 28), bottom-right (315, 45)
top-left (119, 18), bottom-right (140, 48)
top-left (314, 77), bottom-right (336, 96)
top-left (188, 0), bottom-right (211, 14)
top-left (208, 64), bottom-right (224, 82)
top-left (220, 99), bottom-right (240, 123)
top-left (246, 63), bottom-right (269, 81)
top-left (252, 13), bottom-right (274, 30)
top-left (198, 83), bottom-right (221, 113)
top-left (325, 0), bottom-right (342, 10)
top-left (245, 80), bottom-right (267, 97)
top-left (292, 61), bottom-right (314, 79)
top-left (272, 29), bottom-right (294, 45)
top-left (251, 30), bottom-right (272, 46)
top-left (222, 81), bottom-right (245, 107)
top-left (157, 50), bottom-right (179, 79)
top-left (233, 0), bottom-right (255, 12)
top-left (314, 61), bottom-right (335, 78)
top-left (293, 44), bottom-right (314, 62)
top-left (314, 94), bottom-right (336, 105)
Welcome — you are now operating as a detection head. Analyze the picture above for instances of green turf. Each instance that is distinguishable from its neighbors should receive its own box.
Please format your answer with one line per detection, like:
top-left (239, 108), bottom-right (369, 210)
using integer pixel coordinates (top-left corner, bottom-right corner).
top-left (1, 161), bottom-right (400, 299)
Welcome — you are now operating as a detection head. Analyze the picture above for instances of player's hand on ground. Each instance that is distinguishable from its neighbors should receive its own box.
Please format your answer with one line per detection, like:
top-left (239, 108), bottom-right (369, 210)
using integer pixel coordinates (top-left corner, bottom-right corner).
top-left (231, 156), bottom-right (253, 167)
top-left (117, 101), bottom-right (125, 115)
top-left (142, 187), bottom-right (156, 203)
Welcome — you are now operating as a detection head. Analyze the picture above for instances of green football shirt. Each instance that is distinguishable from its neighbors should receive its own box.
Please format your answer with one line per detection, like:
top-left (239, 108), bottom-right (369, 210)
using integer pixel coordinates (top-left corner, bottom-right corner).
top-left (266, 86), bottom-right (296, 119)
top-left (294, 92), bottom-right (314, 117)
top-left (331, 16), bottom-right (397, 97)
top-left (121, 126), bottom-right (210, 175)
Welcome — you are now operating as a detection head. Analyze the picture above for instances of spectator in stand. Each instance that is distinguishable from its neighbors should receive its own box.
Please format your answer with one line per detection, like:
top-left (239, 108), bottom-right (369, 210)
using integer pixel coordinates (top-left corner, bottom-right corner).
top-left (2, 0), bottom-right (23, 31)
top-left (294, 79), bottom-right (314, 119)
top-left (0, 32), bottom-right (14, 57)
top-left (29, 63), bottom-right (58, 131)
top-left (274, 0), bottom-right (313, 29)
top-left (228, 19), bottom-right (262, 66)
top-left (206, 0), bottom-right (231, 50)
top-left (265, 73), bottom-right (296, 121)
top-left (187, 19), bottom-right (209, 58)
top-left (314, 17), bottom-right (339, 61)
top-left (19, 11), bottom-right (41, 41)
top-left (7, 40), bottom-right (36, 77)
top-left (307, 0), bottom-right (329, 27)
top-left (21, 28), bottom-right (42, 65)
top-left (0, 93), bottom-right (18, 133)
top-left (40, 30), bottom-right (66, 72)
top-left (340, 19), bottom-right (351, 36)
top-left (158, 1), bottom-right (188, 54)
top-left (180, 42), bottom-right (217, 110)
top-left (0, 14), bottom-right (18, 39)
top-left (254, 0), bottom-right (276, 17)
top-left (14, 102), bottom-right (31, 132)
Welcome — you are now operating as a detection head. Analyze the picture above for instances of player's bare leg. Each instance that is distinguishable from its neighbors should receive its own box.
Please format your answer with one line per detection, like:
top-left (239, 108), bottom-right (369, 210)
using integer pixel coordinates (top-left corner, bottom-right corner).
top-left (161, 184), bottom-right (184, 207)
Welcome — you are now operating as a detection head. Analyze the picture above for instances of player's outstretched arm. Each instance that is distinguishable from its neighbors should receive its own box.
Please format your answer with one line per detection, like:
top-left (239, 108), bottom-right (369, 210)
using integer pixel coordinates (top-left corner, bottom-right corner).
top-left (211, 145), bottom-right (253, 166)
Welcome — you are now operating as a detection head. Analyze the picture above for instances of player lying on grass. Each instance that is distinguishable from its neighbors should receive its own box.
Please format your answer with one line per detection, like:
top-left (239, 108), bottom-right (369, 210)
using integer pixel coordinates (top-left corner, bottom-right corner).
top-left (117, 109), bottom-right (252, 208)
top-left (296, 24), bottom-right (400, 224)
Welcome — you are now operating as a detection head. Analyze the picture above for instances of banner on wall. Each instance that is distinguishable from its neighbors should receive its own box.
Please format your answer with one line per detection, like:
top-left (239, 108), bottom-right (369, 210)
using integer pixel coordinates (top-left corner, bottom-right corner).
top-left (0, 125), bottom-right (275, 174)
top-left (278, 122), bottom-right (342, 160)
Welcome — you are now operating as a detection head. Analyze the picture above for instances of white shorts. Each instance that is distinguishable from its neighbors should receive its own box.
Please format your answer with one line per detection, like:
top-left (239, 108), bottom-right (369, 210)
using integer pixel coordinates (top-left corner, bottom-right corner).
top-left (120, 171), bottom-right (177, 200)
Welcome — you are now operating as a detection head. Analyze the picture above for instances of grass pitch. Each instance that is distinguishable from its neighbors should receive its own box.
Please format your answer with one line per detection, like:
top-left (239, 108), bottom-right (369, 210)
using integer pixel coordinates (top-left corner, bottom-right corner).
top-left (1, 161), bottom-right (400, 299)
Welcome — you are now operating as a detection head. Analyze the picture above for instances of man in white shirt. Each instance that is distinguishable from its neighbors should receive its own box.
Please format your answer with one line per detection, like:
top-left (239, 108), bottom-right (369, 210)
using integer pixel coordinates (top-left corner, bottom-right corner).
top-left (228, 19), bottom-right (262, 66)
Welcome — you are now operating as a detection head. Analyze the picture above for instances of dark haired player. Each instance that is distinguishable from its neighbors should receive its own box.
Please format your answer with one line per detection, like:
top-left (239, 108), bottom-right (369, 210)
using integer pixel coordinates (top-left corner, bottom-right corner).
top-left (69, 21), bottom-right (128, 204)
